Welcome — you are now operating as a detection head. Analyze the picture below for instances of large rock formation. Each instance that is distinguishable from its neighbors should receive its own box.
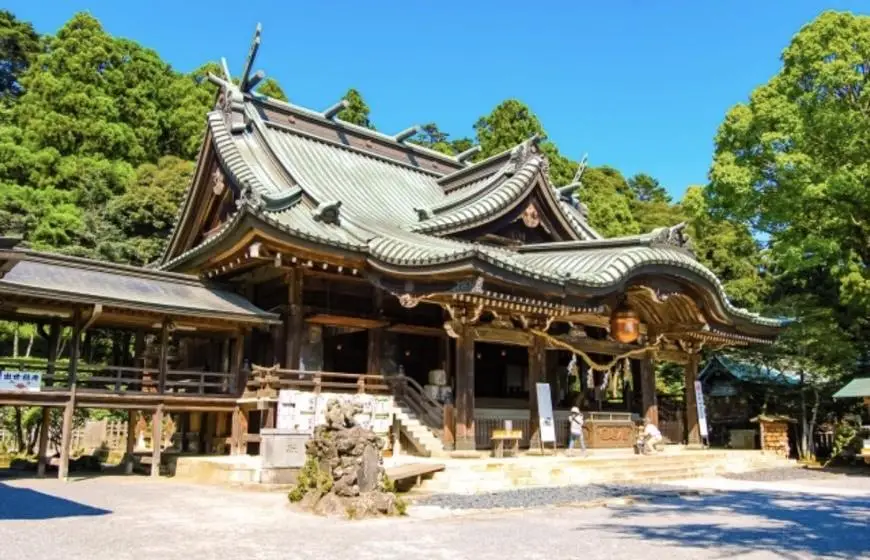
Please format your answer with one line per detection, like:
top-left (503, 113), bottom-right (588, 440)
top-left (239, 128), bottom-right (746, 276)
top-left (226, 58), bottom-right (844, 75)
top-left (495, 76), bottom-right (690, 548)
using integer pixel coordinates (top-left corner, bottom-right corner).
top-left (289, 398), bottom-right (404, 518)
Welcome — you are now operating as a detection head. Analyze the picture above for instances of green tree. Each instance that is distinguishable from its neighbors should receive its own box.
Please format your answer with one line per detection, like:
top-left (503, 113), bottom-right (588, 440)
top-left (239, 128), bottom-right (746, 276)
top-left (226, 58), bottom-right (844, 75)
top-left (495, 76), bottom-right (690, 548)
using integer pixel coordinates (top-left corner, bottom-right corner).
top-left (338, 88), bottom-right (374, 129)
top-left (682, 186), bottom-right (770, 310)
top-left (0, 10), bottom-right (40, 102)
top-left (628, 173), bottom-right (671, 203)
top-left (102, 156), bottom-right (194, 265)
top-left (577, 166), bottom-right (640, 237)
top-left (255, 77), bottom-right (288, 102)
top-left (708, 11), bottom-right (870, 316)
top-left (408, 122), bottom-right (473, 156)
top-left (473, 99), bottom-right (577, 186)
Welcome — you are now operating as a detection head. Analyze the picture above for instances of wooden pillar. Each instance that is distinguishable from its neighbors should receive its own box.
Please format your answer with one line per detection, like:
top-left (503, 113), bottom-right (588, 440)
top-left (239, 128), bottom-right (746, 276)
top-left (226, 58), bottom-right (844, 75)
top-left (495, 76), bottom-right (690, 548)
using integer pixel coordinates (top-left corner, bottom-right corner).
top-left (284, 268), bottom-right (304, 369)
top-left (36, 406), bottom-right (51, 477)
top-left (270, 324), bottom-right (284, 367)
top-left (367, 328), bottom-right (383, 375)
top-left (125, 410), bottom-right (136, 474)
top-left (151, 405), bottom-right (164, 477)
top-left (528, 335), bottom-right (546, 448)
top-left (640, 353), bottom-right (659, 425)
top-left (58, 308), bottom-right (82, 481)
top-left (231, 405), bottom-right (244, 455)
top-left (454, 321), bottom-right (476, 451)
top-left (231, 334), bottom-right (245, 394)
top-left (158, 319), bottom-right (170, 394)
top-left (685, 351), bottom-right (701, 445)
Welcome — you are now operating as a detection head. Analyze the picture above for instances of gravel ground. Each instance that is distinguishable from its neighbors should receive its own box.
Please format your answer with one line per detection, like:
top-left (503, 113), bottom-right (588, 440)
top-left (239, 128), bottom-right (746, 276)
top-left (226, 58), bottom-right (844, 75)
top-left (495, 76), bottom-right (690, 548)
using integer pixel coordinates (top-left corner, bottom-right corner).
top-left (2, 475), bottom-right (870, 560)
top-left (415, 483), bottom-right (689, 510)
top-left (722, 467), bottom-right (845, 482)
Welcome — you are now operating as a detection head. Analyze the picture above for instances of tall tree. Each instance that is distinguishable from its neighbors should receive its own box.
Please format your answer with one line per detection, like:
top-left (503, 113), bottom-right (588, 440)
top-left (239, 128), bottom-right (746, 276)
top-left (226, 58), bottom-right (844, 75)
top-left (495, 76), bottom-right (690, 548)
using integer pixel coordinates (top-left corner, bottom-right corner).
top-left (338, 88), bottom-right (374, 129)
top-left (0, 10), bottom-right (40, 102)
top-left (578, 166), bottom-right (640, 237)
top-left (628, 173), bottom-right (671, 203)
top-left (708, 11), bottom-right (870, 317)
top-left (255, 77), bottom-right (288, 102)
top-left (474, 99), bottom-right (576, 186)
top-left (408, 122), bottom-right (473, 156)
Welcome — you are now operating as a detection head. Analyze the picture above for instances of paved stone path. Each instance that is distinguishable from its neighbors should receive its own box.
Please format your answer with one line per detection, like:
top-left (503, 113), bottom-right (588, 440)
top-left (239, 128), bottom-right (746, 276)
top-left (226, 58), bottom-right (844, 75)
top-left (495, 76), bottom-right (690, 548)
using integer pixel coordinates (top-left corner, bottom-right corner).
top-left (2, 473), bottom-right (869, 559)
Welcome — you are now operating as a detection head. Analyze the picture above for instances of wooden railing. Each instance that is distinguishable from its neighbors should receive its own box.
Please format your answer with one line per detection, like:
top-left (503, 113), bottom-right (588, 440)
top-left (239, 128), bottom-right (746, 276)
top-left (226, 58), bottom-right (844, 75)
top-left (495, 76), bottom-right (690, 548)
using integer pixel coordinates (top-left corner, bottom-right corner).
top-left (246, 366), bottom-right (391, 398)
top-left (387, 374), bottom-right (444, 433)
top-left (0, 361), bottom-right (237, 397)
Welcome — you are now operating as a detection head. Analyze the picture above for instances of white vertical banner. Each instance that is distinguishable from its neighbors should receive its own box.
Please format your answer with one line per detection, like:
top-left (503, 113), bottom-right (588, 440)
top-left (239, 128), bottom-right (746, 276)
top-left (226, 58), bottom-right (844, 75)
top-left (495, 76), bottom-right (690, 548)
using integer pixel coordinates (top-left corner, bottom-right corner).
top-left (536, 383), bottom-right (556, 443)
top-left (694, 380), bottom-right (709, 440)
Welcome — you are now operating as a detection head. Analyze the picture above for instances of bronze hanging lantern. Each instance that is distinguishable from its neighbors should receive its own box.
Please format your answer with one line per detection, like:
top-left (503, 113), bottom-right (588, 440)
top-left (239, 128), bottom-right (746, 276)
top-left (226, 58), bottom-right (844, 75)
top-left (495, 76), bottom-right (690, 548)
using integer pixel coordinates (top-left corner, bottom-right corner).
top-left (610, 299), bottom-right (640, 344)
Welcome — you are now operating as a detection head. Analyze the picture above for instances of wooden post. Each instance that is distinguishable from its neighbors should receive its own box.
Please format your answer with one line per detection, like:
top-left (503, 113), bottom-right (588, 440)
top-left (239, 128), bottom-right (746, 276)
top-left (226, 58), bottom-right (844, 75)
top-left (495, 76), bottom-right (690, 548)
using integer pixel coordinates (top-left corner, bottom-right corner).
top-left (454, 320), bottom-right (476, 451)
top-left (158, 319), bottom-right (170, 394)
top-left (125, 410), bottom-right (136, 474)
top-left (270, 324), bottom-right (284, 367)
top-left (231, 405), bottom-right (244, 455)
top-left (58, 308), bottom-right (82, 481)
top-left (36, 406), bottom-right (51, 477)
top-left (685, 351), bottom-right (701, 445)
top-left (46, 319), bottom-right (60, 378)
top-left (528, 335), bottom-right (546, 449)
top-left (367, 328), bottom-right (383, 375)
top-left (150, 405), bottom-right (164, 477)
top-left (284, 268), bottom-right (304, 369)
top-left (442, 403), bottom-right (455, 450)
top-left (231, 333), bottom-right (245, 394)
top-left (640, 352), bottom-right (659, 425)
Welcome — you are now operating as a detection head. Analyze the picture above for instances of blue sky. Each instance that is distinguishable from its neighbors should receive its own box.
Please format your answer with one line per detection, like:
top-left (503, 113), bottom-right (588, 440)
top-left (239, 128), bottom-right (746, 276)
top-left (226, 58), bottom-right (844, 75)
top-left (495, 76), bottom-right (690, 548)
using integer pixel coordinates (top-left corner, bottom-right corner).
top-left (7, 1), bottom-right (868, 199)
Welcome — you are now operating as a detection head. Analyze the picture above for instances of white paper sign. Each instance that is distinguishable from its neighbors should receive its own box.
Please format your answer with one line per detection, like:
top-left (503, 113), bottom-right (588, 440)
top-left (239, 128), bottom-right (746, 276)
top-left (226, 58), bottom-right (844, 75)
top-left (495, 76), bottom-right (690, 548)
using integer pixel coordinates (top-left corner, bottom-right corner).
top-left (694, 380), bottom-right (709, 439)
top-left (0, 370), bottom-right (42, 392)
top-left (536, 383), bottom-right (556, 443)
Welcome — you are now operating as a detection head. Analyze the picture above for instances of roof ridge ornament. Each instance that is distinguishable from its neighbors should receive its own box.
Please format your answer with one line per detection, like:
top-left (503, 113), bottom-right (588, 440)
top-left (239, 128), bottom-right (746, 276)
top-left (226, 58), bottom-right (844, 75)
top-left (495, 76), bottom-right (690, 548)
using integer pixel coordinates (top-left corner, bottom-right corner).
top-left (394, 126), bottom-right (421, 143)
top-left (649, 222), bottom-right (694, 254)
top-left (504, 134), bottom-right (542, 176)
top-left (322, 99), bottom-right (349, 120)
top-left (208, 24), bottom-right (268, 134)
top-left (456, 145), bottom-right (480, 164)
top-left (312, 200), bottom-right (342, 225)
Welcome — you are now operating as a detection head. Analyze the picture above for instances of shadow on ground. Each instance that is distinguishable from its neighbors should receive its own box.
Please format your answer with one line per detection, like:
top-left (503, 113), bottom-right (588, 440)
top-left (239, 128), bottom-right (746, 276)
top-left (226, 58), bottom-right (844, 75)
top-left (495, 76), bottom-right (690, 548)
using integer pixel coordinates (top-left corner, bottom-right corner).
top-left (581, 488), bottom-right (870, 558)
top-left (0, 482), bottom-right (111, 520)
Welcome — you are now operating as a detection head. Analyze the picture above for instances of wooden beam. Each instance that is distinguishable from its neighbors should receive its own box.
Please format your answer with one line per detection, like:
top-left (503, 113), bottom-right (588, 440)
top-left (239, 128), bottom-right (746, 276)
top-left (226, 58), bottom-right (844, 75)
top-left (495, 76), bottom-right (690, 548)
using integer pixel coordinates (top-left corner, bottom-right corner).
top-left (151, 404), bottom-right (164, 477)
top-left (386, 324), bottom-right (446, 338)
top-left (473, 326), bottom-right (532, 346)
top-left (36, 406), bottom-right (50, 477)
top-left (305, 314), bottom-right (389, 330)
top-left (454, 320), bottom-right (476, 451)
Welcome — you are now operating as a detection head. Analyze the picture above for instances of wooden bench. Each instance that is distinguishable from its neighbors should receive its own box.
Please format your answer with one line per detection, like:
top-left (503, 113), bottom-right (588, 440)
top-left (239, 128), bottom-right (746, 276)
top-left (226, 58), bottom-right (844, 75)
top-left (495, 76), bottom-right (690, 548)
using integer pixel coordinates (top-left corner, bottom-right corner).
top-left (385, 462), bottom-right (446, 490)
top-left (491, 429), bottom-right (523, 458)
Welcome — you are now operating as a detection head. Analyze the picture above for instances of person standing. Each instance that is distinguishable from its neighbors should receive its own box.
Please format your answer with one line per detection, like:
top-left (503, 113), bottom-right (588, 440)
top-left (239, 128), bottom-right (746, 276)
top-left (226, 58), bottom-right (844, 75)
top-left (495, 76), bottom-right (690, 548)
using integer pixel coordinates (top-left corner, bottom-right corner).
top-left (568, 406), bottom-right (586, 452)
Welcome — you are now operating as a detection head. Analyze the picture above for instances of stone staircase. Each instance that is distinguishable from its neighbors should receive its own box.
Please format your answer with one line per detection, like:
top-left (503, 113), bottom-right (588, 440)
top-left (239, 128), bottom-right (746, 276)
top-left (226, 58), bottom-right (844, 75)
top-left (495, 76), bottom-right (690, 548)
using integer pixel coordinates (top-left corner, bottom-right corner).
top-left (416, 450), bottom-right (796, 493)
top-left (392, 403), bottom-right (447, 458)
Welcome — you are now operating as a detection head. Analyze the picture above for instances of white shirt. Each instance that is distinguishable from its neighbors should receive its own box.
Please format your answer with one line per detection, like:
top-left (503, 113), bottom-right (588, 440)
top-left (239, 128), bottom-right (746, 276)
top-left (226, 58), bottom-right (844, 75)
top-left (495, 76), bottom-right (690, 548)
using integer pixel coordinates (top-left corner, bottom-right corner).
top-left (643, 424), bottom-right (662, 439)
top-left (569, 413), bottom-right (584, 434)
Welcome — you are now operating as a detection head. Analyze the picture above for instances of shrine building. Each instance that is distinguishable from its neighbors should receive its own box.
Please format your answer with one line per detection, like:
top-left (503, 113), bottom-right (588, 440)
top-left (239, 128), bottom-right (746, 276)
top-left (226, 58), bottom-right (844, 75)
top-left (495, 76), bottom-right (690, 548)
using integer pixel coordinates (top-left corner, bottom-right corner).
top-left (0, 27), bottom-right (785, 476)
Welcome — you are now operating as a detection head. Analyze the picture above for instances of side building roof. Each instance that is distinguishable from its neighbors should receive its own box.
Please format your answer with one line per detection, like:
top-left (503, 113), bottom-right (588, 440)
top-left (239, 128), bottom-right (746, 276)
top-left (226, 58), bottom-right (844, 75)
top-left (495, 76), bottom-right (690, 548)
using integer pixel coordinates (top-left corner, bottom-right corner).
top-left (0, 240), bottom-right (278, 328)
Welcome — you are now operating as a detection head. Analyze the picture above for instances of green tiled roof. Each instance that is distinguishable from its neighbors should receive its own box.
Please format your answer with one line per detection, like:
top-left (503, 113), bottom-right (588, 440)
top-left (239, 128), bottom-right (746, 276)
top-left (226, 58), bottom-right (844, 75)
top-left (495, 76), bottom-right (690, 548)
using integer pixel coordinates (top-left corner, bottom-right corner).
top-left (833, 378), bottom-right (870, 399)
top-left (160, 83), bottom-right (787, 332)
top-left (701, 355), bottom-right (800, 385)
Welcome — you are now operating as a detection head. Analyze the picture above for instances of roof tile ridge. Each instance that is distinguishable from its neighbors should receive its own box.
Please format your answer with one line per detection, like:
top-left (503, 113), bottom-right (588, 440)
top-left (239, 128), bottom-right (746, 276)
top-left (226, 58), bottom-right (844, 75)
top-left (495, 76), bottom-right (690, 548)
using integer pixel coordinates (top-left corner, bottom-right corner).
top-left (262, 119), bottom-right (444, 179)
top-left (436, 134), bottom-right (542, 189)
top-left (13, 249), bottom-right (211, 287)
top-left (410, 156), bottom-right (543, 234)
top-left (248, 95), bottom-right (464, 170)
